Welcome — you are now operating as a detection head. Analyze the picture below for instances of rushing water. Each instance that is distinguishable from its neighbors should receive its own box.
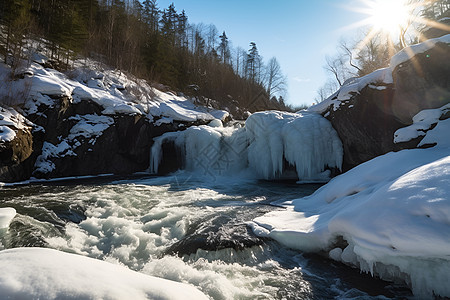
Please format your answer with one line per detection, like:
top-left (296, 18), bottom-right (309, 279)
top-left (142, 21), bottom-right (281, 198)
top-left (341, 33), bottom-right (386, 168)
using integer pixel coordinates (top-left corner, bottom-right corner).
top-left (0, 174), bottom-right (412, 299)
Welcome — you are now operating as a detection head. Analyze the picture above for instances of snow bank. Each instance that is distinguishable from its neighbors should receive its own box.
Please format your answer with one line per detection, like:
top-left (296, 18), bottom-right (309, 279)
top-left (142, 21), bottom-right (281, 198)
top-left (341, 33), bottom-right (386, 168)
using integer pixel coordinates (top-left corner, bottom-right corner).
top-left (394, 103), bottom-right (450, 145)
top-left (0, 247), bottom-right (207, 300)
top-left (0, 207), bottom-right (16, 229)
top-left (151, 111), bottom-right (342, 181)
top-left (252, 113), bottom-right (450, 298)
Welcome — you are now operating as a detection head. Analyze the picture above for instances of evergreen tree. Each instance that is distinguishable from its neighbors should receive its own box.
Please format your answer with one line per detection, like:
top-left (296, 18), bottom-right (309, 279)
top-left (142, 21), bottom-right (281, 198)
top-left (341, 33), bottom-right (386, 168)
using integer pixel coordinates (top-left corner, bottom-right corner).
top-left (0, 0), bottom-right (33, 65)
top-left (218, 31), bottom-right (230, 64)
top-left (246, 42), bottom-right (262, 83)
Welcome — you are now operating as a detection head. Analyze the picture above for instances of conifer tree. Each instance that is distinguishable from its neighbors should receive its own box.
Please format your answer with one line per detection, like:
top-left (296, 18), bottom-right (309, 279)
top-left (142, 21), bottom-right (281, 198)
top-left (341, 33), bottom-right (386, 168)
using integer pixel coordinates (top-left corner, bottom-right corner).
top-left (218, 31), bottom-right (230, 64)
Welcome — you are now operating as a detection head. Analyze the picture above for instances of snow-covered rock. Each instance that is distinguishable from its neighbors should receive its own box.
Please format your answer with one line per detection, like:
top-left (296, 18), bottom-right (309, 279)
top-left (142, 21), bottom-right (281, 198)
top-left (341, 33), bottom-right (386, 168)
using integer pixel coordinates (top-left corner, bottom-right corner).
top-left (394, 103), bottom-right (450, 145)
top-left (0, 106), bottom-right (36, 182)
top-left (0, 247), bottom-right (208, 300)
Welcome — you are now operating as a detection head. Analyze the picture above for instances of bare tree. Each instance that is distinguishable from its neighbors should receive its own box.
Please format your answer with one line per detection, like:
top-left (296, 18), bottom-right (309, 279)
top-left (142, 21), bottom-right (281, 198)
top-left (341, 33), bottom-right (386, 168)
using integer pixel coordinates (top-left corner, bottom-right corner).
top-left (265, 57), bottom-right (287, 98)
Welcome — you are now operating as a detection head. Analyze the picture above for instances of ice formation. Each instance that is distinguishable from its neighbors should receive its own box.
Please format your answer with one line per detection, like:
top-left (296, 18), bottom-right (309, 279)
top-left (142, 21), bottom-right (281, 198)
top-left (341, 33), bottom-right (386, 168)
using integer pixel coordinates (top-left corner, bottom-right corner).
top-left (150, 111), bottom-right (343, 181)
top-left (251, 108), bottom-right (450, 299)
top-left (0, 207), bottom-right (16, 229)
top-left (0, 247), bottom-right (208, 300)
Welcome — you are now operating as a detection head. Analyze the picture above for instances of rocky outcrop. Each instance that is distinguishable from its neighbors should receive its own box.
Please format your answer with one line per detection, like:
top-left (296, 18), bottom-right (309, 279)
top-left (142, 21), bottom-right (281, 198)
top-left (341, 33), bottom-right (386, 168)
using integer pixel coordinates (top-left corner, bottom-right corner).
top-left (27, 98), bottom-right (209, 179)
top-left (390, 42), bottom-right (450, 122)
top-left (0, 107), bottom-right (43, 182)
top-left (322, 40), bottom-right (450, 171)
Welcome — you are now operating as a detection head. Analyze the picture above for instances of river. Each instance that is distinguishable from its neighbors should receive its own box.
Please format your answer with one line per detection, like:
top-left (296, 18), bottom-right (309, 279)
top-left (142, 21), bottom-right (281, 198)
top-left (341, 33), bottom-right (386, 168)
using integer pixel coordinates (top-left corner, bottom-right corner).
top-left (0, 174), bottom-right (412, 299)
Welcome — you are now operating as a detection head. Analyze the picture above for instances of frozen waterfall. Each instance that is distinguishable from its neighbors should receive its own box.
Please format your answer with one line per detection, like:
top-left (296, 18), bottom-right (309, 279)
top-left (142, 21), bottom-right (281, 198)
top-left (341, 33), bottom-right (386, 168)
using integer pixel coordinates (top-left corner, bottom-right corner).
top-left (150, 111), bottom-right (343, 181)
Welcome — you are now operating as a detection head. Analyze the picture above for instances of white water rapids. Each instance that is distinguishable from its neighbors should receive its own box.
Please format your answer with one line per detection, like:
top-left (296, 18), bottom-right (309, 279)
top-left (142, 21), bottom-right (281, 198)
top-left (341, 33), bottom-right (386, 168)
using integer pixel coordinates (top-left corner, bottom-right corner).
top-left (0, 174), bottom-right (411, 299)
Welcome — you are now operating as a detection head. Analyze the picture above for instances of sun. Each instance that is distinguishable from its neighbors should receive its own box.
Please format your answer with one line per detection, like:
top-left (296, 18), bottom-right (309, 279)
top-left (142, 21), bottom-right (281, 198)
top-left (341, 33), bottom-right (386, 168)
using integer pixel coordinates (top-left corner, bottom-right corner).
top-left (364, 0), bottom-right (411, 36)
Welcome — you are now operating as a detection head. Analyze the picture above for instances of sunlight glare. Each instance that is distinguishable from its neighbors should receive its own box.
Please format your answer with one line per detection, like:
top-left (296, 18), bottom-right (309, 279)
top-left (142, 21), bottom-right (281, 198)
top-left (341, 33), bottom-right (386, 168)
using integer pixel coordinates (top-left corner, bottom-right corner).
top-left (367, 0), bottom-right (410, 35)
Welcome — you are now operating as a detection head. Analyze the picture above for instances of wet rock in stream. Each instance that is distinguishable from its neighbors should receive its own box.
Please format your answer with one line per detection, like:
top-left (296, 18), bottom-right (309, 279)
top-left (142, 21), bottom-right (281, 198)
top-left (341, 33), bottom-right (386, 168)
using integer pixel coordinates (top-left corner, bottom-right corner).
top-left (166, 215), bottom-right (265, 256)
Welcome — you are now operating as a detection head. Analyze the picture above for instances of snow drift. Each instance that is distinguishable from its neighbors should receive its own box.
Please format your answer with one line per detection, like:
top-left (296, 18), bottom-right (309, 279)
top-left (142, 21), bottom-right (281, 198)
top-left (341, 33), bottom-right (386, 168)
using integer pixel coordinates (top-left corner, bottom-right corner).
top-left (150, 111), bottom-right (343, 181)
top-left (0, 247), bottom-right (208, 300)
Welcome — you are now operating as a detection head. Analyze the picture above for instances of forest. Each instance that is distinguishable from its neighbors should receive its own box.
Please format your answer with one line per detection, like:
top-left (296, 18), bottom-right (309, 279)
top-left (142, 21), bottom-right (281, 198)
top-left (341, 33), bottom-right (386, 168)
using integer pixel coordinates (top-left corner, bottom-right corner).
top-left (0, 0), bottom-right (290, 113)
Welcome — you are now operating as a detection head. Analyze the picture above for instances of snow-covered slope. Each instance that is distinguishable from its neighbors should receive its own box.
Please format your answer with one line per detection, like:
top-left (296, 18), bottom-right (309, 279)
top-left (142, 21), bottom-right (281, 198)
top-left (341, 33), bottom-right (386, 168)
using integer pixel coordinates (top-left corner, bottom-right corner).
top-left (151, 110), bottom-right (343, 181)
top-left (251, 108), bottom-right (450, 299)
top-left (17, 58), bottom-right (229, 122)
top-left (0, 247), bottom-right (208, 300)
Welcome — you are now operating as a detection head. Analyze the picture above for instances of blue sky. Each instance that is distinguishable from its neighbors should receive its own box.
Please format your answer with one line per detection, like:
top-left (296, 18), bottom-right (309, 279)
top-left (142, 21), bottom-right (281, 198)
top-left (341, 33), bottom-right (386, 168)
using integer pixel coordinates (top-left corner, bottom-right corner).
top-left (156, 0), bottom-right (368, 106)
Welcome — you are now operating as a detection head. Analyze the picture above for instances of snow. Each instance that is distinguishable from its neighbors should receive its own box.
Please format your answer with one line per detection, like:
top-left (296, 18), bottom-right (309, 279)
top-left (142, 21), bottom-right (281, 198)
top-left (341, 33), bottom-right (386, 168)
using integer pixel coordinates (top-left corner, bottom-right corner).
top-left (34, 141), bottom-right (76, 174)
top-left (0, 126), bottom-right (15, 142)
top-left (33, 114), bottom-right (114, 174)
top-left (0, 247), bottom-right (208, 300)
top-left (151, 110), bottom-right (343, 181)
top-left (390, 34), bottom-right (450, 70)
top-left (1, 55), bottom-right (226, 122)
top-left (0, 106), bottom-right (32, 142)
top-left (68, 114), bottom-right (114, 140)
top-left (308, 68), bottom-right (393, 113)
top-left (394, 103), bottom-right (450, 144)
top-left (0, 207), bottom-right (16, 229)
top-left (252, 114), bottom-right (450, 299)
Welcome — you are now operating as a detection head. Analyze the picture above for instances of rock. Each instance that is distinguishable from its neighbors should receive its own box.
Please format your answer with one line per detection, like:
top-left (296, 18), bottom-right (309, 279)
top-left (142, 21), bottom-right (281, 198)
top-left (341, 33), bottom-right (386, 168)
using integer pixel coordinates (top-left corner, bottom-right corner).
top-left (166, 215), bottom-right (264, 256)
top-left (0, 109), bottom-right (42, 182)
top-left (28, 97), bottom-right (210, 179)
top-left (391, 42), bottom-right (450, 123)
top-left (324, 43), bottom-right (450, 171)
top-left (420, 18), bottom-right (450, 42)
top-left (325, 85), bottom-right (404, 171)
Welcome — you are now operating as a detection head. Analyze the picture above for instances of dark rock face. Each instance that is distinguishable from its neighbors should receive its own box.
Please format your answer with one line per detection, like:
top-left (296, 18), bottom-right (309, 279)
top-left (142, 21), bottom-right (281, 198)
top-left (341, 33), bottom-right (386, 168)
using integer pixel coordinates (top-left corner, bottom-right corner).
top-left (0, 125), bottom-right (41, 182)
top-left (391, 42), bottom-right (450, 123)
top-left (325, 43), bottom-right (450, 171)
top-left (325, 86), bottom-right (405, 171)
top-left (27, 98), bottom-right (208, 179)
top-left (420, 19), bottom-right (450, 42)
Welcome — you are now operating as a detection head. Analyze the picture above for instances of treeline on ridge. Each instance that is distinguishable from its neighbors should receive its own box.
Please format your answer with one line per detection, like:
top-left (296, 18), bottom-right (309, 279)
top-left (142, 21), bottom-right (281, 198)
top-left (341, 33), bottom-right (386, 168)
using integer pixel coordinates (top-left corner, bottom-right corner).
top-left (0, 0), bottom-right (291, 115)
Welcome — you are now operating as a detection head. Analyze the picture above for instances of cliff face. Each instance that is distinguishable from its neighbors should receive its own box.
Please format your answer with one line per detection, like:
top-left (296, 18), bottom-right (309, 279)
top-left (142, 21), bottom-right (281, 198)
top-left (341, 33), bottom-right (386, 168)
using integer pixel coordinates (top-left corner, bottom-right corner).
top-left (316, 37), bottom-right (450, 171)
